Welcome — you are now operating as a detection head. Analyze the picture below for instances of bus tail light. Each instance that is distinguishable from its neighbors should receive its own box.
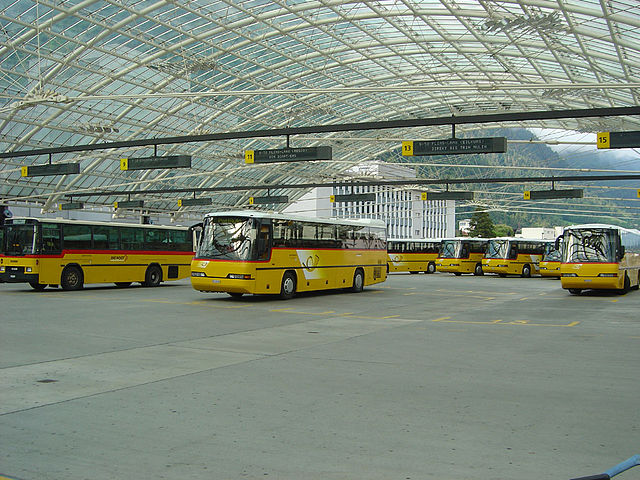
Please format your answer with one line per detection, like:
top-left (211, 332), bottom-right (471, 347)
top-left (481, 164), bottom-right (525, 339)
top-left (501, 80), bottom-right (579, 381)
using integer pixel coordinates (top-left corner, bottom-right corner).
top-left (597, 273), bottom-right (618, 277)
top-left (228, 273), bottom-right (252, 280)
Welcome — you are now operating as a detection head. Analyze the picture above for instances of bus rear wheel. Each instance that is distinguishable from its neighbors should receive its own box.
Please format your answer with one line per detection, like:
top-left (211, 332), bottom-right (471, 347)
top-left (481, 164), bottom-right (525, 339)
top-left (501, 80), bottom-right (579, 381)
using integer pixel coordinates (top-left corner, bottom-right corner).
top-left (521, 264), bottom-right (531, 278)
top-left (143, 265), bottom-right (162, 287)
top-left (474, 264), bottom-right (483, 276)
top-left (61, 266), bottom-right (84, 291)
top-left (280, 271), bottom-right (296, 299)
top-left (351, 268), bottom-right (364, 293)
top-left (427, 262), bottom-right (436, 274)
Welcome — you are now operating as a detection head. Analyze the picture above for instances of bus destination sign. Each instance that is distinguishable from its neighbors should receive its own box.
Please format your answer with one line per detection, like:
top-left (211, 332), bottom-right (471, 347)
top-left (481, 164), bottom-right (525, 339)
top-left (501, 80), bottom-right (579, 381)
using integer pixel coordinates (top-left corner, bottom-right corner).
top-left (245, 146), bottom-right (332, 164)
top-left (402, 137), bottom-right (507, 156)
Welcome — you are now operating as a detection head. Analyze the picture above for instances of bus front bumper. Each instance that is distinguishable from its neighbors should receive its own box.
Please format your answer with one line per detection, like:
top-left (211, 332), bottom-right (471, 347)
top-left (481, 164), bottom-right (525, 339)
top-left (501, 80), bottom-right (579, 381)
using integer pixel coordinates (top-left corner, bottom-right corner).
top-left (539, 262), bottom-right (561, 277)
top-left (0, 268), bottom-right (40, 284)
top-left (190, 273), bottom-right (255, 294)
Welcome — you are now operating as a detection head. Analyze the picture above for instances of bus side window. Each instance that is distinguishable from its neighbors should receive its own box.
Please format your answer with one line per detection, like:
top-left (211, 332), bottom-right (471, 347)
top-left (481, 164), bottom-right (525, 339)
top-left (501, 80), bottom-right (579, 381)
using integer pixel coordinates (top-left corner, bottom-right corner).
top-left (509, 245), bottom-right (518, 259)
top-left (42, 224), bottom-right (61, 253)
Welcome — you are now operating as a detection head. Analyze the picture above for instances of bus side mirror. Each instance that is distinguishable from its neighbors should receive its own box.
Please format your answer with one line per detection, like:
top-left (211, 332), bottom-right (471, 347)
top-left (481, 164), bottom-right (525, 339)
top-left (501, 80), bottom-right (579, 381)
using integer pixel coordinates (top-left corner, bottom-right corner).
top-left (619, 245), bottom-right (625, 260)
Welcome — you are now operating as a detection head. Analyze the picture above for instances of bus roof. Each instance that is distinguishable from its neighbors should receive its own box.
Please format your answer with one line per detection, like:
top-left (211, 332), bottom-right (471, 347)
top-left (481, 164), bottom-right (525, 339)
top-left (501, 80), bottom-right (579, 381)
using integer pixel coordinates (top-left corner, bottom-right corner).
top-left (388, 238), bottom-right (442, 242)
top-left (441, 237), bottom-right (491, 242)
top-left (564, 224), bottom-right (640, 235)
top-left (488, 237), bottom-right (553, 242)
top-left (5, 217), bottom-right (189, 230)
top-left (202, 210), bottom-right (386, 229)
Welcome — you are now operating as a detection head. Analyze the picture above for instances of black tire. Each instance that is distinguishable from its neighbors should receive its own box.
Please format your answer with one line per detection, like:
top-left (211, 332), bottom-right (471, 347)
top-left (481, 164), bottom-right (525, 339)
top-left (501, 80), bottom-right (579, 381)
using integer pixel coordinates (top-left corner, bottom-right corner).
top-left (143, 265), bottom-right (162, 287)
top-left (279, 271), bottom-right (296, 299)
top-left (427, 262), bottom-right (436, 274)
top-left (409, 271), bottom-right (419, 274)
top-left (351, 268), bottom-right (364, 293)
top-left (568, 288), bottom-right (582, 295)
top-left (228, 292), bottom-right (244, 298)
top-left (115, 282), bottom-right (132, 287)
top-left (454, 272), bottom-right (462, 276)
top-left (29, 281), bottom-right (47, 291)
top-left (474, 264), bottom-right (484, 276)
top-left (498, 273), bottom-right (507, 278)
top-left (61, 266), bottom-right (84, 291)
top-left (521, 264), bottom-right (531, 278)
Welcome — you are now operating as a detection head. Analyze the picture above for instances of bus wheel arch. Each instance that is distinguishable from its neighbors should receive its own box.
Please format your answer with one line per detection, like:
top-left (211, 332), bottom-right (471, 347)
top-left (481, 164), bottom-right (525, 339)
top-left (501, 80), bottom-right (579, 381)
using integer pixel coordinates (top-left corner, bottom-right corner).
top-left (280, 270), bottom-right (297, 299)
top-left (143, 264), bottom-right (163, 287)
top-left (521, 264), bottom-right (532, 278)
top-left (351, 268), bottom-right (365, 293)
top-left (61, 264), bottom-right (84, 290)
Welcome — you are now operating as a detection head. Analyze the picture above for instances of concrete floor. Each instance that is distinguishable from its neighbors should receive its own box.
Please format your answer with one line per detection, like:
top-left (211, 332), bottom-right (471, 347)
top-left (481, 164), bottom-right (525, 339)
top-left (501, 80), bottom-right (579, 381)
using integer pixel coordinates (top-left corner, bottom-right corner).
top-left (1, 273), bottom-right (638, 480)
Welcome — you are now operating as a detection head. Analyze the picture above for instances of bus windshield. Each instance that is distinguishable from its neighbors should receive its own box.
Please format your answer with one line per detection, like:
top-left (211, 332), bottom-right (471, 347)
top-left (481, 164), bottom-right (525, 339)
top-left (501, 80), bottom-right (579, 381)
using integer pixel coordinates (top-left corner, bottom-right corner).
top-left (564, 228), bottom-right (616, 263)
top-left (197, 216), bottom-right (257, 261)
top-left (4, 223), bottom-right (37, 255)
top-left (543, 242), bottom-right (561, 262)
top-left (439, 240), bottom-right (460, 259)
top-left (485, 239), bottom-right (509, 259)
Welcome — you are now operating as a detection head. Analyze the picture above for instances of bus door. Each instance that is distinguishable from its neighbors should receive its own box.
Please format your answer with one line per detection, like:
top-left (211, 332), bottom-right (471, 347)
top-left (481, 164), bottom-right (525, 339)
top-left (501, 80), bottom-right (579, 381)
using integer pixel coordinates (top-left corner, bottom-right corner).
top-left (256, 220), bottom-right (272, 261)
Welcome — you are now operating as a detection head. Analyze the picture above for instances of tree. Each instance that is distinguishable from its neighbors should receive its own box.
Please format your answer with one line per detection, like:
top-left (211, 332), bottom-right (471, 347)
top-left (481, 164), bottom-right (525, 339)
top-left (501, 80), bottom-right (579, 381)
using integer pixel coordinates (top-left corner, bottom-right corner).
top-left (469, 207), bottom-right (496, 238)
top-left (494, 223), bottom-right (514, 237)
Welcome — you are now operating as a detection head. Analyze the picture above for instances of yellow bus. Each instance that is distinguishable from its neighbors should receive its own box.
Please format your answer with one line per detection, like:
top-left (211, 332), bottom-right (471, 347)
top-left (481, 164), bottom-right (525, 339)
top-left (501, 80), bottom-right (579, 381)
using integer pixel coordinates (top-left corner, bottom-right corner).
top-left (560, 224), bottom-right (640, 295)
top-left (539, 239), bottom-right (562, 278)
top-left (191, 211), bottom-right (387, 299)
top-left (482, 238), bottom-right (551, 278)
top-left (387, 238), bottom-right (441, 274)
top-left (0, 217), bottom-right (194, 290)
top-left (436, 238), bottom-right (489, 276)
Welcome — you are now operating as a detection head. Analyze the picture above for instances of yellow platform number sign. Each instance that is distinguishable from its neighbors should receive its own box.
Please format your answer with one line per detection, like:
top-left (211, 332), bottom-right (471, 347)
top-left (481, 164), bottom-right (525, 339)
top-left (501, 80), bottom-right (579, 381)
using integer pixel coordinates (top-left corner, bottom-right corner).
top-left (597, 132), bottom-right (610, 149)
top-left (523, 191), bottom-right (531, 200)
top-left (244, 150), bottom-right (255, 164)
top-left (402, 141), bottom-right (414, 156)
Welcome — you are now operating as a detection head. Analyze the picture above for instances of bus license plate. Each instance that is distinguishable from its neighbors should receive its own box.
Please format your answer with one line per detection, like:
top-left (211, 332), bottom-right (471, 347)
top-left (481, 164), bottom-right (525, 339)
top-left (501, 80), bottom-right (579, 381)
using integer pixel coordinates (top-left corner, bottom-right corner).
top-left (212, 279), bottom-right (220, 284)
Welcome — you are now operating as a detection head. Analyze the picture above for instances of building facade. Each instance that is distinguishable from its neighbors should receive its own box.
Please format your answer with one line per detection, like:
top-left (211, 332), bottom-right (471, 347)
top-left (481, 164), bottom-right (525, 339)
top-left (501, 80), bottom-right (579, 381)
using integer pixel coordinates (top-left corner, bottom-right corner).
top-left (284, 162), bottom-right (456, 239)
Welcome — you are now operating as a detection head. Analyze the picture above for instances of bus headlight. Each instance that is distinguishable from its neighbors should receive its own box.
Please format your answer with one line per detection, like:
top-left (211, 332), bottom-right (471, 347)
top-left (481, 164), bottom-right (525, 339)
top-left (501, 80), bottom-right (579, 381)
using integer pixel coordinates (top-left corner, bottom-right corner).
top-left (597, 273), bottom-right (618, 277)
top-left (25, 267), bottom-right (32, 272)
top-left (562, 273), bottom-right (577, 277)
top-left (497, 264), bottom-right (508, 268)
top-left (228, 273), bottom-right (252, 280)
top-left (191, 271), bottom-right (206, 277)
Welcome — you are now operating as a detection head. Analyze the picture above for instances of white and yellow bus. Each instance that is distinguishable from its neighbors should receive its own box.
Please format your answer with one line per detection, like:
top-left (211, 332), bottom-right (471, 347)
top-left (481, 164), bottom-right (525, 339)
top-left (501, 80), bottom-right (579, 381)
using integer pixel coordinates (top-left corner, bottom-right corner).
top-left (436, 238), bottom-right (489, 276)
top-left (539, 239), bottom-right (562, 278)
top-left (0, 217), bottom-right (194, 290)
top-left (560, 224), bottom-right (640, 295)
top-left (387, 238), bottom-right (441, 274)
top-left (190, 211), bottom-right (387, 299)
top-left (482, 238), bottom-right (551, 278)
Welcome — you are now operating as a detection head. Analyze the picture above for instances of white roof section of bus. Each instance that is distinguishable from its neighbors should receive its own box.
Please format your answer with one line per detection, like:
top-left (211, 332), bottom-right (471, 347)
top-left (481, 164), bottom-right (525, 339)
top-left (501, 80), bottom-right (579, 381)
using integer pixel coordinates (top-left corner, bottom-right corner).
top-left (203, 210), bottom-right (386, 229)
top-left (7, 216), bottom-right (189, 230)
top-left (1, 1), bottom-right (639, 221)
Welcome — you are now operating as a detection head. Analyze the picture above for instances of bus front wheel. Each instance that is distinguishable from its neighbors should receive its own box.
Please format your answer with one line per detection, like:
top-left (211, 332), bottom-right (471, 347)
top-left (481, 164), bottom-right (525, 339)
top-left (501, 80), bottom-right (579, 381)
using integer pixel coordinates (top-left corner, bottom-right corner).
top-left (474, 264), bottom-right (484, 276)
top-left (521, 264), bottom-right (531, 278)
top-left (143, 265), bottom-right (163, 287)
top-left (568, 288), bottom-right (582, 295)
top-left (29, 281), bottom-right (47, 291)
top-left (427, 262), bottom-right (436, 274)
top-left (61, 266), bottom-right (84, 291)
top-left (618, 274), bottom-right (631, 295)
top-left (351, 268), bottom-right (364, 293)
top-left (280, 271), bottom-right (297, 299)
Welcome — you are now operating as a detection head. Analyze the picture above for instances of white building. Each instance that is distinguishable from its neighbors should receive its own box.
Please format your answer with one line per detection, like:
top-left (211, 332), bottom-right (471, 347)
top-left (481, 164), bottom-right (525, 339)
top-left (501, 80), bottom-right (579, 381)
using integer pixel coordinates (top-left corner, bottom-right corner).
top-left (519, 227), bottom-right (563, 240)
top-left (284, 162), bottom-right (456, 239)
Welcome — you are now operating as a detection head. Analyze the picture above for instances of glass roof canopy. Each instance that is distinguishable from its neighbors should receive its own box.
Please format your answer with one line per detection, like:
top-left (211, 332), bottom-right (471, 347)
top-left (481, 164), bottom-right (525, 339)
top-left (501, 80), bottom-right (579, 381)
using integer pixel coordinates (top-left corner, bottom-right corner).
top-left (1, 0), bottom-right (639, 221)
